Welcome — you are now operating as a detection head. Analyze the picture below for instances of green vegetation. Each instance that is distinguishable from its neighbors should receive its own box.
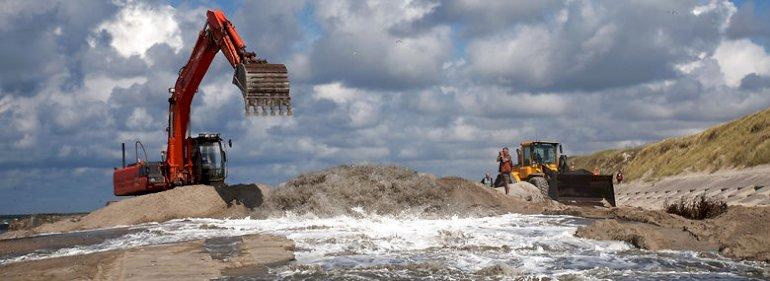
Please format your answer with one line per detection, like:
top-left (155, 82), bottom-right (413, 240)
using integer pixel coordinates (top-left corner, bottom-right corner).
top-left (572, 108), bottom-right (770, 182)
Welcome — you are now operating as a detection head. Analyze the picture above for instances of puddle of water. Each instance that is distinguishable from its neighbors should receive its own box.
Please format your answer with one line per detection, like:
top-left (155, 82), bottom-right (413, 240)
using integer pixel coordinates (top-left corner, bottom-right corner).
top-left (203, 236), bottom-right (243, 261)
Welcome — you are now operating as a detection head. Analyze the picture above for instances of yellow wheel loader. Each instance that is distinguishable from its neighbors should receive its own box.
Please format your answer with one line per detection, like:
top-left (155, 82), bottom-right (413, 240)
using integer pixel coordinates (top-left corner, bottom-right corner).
top-left (510, 141), bottom-right (616, 207)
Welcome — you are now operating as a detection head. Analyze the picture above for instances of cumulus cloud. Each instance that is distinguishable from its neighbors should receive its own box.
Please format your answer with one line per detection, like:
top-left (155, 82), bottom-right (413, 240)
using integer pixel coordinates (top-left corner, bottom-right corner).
top-left (740, 73), bottom-right (770, 90)
top-left (725, 0), bottom-right (770, 40)
top-left (0, 1), bottom-right (117, 94)
top-left (424, 0), bottom-right (562, 36)
top-left (94, 1), bottom-right (182, 60)
top-left (713, 39), bottom-right (770, 87)
top-left (305, 0), bottom-right (453, 89)
top-left (465, 0), bottom-right (734, 91)
top-left (313, 82), bottom-right (382, 127)
top-left (231, 0), bottom-right (307, 61)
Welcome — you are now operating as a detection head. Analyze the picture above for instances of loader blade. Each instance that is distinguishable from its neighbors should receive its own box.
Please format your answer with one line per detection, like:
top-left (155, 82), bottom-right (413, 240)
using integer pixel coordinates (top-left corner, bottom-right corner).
top-left (233, 62), bottom-right (291, 116)
top-left (553, 172), bottom-right (616, 207)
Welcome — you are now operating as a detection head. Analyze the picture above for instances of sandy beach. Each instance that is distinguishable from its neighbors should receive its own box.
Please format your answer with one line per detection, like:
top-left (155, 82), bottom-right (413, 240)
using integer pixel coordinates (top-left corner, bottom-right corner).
top-left (1, 165), bottom-right (768, 280)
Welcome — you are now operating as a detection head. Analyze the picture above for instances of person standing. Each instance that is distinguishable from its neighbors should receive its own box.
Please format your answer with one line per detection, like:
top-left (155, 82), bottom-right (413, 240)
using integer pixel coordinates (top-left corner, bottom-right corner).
top-left (616, 170), bottom-right (624, 184)
top-left (480, 172), bottom-right (494, 188)
top-left (497, 147), bottom-right (514, 194)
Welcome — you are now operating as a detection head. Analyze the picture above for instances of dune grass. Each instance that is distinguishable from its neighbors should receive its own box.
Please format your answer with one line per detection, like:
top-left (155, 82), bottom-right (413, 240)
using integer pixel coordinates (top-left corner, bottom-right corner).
top-left (665, 195), bottom-right (727, 220)
top-left (572, 108), bottom-right (770, 182)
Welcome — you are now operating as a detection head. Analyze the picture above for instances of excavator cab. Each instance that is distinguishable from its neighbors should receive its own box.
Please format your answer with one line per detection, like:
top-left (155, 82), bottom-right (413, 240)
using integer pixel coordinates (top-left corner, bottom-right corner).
top-left (189, 133), bottom-right (227, 185)
top-left (233, 62), bottom-right (291, 116)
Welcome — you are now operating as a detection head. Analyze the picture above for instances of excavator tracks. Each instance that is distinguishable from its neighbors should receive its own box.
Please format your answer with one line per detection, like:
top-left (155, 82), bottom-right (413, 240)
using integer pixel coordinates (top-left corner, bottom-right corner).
top-left (233, 62), bottom-right (292, 116)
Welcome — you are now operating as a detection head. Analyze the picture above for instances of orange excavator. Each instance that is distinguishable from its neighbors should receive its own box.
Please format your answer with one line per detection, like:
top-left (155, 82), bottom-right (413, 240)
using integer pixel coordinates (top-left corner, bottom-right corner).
top-left (113, 10), bottom-right (291, 196)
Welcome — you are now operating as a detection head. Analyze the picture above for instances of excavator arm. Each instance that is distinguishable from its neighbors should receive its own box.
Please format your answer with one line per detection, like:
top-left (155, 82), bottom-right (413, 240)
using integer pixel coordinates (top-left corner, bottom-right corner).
top-left (166, 9), bottom-right (291, 185)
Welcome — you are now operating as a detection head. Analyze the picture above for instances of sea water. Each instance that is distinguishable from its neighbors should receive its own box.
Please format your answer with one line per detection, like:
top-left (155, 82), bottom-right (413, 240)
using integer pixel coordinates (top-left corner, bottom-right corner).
top-left (1, 210), bottom-right (768, 280)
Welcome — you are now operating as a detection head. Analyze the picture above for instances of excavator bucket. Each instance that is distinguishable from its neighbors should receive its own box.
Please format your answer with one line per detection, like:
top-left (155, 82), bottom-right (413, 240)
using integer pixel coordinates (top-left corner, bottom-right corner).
top-left (233, 62), bottom-right (291, 116)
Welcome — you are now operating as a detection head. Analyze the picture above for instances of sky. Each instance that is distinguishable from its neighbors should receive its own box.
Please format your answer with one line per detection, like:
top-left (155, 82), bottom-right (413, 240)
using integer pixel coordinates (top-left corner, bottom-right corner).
top-left (1, 0), bottom-right (769, 214)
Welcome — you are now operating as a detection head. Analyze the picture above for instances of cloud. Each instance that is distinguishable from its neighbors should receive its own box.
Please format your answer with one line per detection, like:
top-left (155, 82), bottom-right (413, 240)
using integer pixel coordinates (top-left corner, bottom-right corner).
top-left (465, 0), bottom-right (734, 91)
top-left (312, 82), bottom-right (384, 128)
top-left (740, 73), bottom-right (770, 90)
top-left (304, 0), bottom-right (453, 90)
top-left (725, 0), bottom-right (770, 40)
top-left (231, 0), bottom-right (307, 60)
top-left (424, 0), bottom-right (562, 36)
top-left (94, 1), bottom-right (182, 60)
top-left (713, 39), bottom-right (770, 87)
top-left (0, 1), bottom-right (117, 94)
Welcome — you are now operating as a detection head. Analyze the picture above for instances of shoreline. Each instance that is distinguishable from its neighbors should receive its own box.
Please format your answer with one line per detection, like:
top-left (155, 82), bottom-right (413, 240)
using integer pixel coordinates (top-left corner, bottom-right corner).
top-left (4, 204), bottom-right (768, 263)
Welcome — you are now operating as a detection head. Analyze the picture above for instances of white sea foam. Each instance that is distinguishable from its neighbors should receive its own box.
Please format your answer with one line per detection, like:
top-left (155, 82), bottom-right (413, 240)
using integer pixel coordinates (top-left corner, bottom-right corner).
top-left (2, 211), bottom-right (767, 279)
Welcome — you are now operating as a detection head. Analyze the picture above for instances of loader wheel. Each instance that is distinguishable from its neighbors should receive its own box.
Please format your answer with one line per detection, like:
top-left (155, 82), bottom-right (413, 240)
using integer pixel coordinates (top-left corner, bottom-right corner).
top-left (528, 177), bottom-right (549, 196)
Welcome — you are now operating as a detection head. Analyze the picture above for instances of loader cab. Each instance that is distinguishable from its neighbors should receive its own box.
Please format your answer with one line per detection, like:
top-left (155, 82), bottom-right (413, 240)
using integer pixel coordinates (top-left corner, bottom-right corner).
top-left (512, 141), bottom-right (562, 185)
top-left (189, 133), bottom-right (227, 184)
top-left (519, 141), bottom-right (559, 166)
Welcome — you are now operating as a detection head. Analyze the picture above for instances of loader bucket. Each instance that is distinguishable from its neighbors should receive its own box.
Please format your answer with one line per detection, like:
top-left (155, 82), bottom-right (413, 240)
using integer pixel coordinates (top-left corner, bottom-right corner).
top-left (540, 166), bottom-right (615, 206)
top-left (233, 62), bottom-right (291, 116)
top-left (553, 172), bottom-right (616, 207)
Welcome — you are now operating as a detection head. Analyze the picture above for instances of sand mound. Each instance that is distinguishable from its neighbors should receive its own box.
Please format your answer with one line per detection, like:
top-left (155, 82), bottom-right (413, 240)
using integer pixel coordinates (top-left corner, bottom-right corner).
top-left (489, 182), bottom-right (548, 202)
top-left (33, 184), bottom-right (267, 234)
top-left (256, 164), bottom-right (550, 217)
top-left (9, 165), bottom-right (554, 236)
top-left (695, 206), bottom-right (770, 261)
top-left (575, 206), bottom-right (770, 262)
top-left (574, 219), bottom-right (718, 252)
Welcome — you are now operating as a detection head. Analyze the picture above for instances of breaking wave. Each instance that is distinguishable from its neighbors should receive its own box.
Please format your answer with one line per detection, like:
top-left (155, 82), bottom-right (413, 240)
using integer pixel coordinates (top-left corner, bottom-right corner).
top-left (3, 209), bottom-right (767, 279)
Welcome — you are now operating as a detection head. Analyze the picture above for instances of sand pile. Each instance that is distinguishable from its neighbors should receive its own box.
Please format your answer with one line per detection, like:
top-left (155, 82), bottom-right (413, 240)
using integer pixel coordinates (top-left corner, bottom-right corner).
top-left (490, 182), bottom-right (548, 202)
top-left (2, 165), bottom-right (551, 237)
top-left (27, 184), bottom-right (267, 234)
top-left (256, 164), bottom-right (551, 217)
top-left (573, 206), bottom-right (770, 262)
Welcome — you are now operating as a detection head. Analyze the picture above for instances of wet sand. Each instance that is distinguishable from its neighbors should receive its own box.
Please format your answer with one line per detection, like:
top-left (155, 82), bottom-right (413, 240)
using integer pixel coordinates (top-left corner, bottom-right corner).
top-left (0, 226), bottom-right (140, 258)
top-left (553, 205), bottom-right (770, 262)
top-left (0, 233), bottom-right (294, 280)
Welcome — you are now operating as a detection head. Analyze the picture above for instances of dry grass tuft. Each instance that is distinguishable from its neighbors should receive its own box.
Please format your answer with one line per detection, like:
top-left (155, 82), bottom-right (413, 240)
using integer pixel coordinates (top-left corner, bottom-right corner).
top-left (665, 195), bottom-right (727, 220)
